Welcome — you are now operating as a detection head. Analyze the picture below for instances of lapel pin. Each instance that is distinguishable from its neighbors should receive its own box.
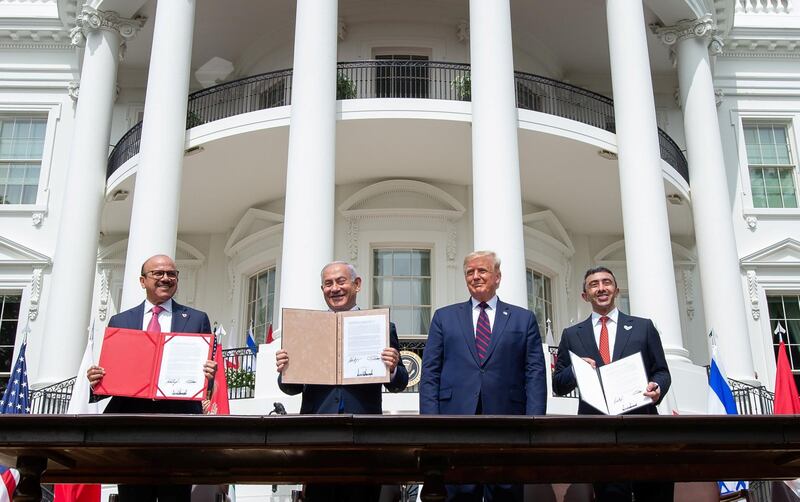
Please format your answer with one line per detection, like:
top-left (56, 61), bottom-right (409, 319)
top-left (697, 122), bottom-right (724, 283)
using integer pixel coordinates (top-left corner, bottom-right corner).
top-left (182, 313), bottom-right (188, 318)
top-left (624, 325), bottom-right (632, 330)
top-left (503, 311), bottom-right (508, 316)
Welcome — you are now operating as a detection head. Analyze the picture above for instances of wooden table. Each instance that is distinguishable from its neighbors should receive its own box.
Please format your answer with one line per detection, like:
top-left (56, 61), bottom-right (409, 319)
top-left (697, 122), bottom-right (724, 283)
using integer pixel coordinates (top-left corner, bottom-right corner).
top-left (1, 414), bottom-right (799, 501)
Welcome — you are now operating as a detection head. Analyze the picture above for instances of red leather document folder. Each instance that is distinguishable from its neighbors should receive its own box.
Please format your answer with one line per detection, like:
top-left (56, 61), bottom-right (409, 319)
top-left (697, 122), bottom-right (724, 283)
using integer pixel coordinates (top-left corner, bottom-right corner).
top-left (95, 327), bottom-right (213, 401)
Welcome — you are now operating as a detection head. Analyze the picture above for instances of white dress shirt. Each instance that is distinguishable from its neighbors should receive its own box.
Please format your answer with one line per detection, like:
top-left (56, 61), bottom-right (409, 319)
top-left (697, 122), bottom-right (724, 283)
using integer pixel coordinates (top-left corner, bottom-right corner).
top-left (591, 308), bottom-right (619, 361)
top-left (471, 295), bottom-right (498, 337)
top-left (142, 298), bottom-right (173, 332)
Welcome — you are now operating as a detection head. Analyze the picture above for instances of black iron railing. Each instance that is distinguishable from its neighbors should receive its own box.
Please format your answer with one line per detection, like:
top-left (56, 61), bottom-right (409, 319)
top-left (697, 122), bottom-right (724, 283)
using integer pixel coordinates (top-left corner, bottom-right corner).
top-left (223, 346), bottom-right (257, 400)
top-left (728, 377), bottom-right (774, 415)
top-left (107, 61), bottom-right (689, 184)
top-left (29, 376), bottom-right (75, 415)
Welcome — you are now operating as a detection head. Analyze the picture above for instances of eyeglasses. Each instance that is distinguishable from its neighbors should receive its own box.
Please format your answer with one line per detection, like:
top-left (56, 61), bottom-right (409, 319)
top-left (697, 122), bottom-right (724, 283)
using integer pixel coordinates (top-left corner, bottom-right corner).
top-left (143, 270), bottom-right (180, 279)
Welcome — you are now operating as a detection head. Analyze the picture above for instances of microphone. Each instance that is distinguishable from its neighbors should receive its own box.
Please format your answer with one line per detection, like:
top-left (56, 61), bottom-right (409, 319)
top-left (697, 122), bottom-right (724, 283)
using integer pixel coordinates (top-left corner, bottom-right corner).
top-left (269, 402), bottom-right (287, 415)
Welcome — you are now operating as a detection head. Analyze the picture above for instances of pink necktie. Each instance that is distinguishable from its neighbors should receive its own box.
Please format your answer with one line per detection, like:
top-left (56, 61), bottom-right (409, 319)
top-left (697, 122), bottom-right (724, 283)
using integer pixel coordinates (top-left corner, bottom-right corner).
top-left (599, 316), bottom-right (610, 364)
top-left (147, 305), bottom-right (163, 333)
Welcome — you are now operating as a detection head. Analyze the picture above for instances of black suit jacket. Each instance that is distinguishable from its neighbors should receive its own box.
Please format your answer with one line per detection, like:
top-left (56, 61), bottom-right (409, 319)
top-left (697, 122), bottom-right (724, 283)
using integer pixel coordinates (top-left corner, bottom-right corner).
top-left (552, 312), bottom-right (671, 415)
top-left (278, 322), bottom-right (409, 414)
top-left (99, 300), bottom-right (213, 414)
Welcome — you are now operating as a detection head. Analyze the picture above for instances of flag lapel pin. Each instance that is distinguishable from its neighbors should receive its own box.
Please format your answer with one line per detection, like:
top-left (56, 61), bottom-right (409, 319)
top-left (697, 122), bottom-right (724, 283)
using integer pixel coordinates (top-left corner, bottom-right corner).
top-left (623, 325), bottom-right (632, 330)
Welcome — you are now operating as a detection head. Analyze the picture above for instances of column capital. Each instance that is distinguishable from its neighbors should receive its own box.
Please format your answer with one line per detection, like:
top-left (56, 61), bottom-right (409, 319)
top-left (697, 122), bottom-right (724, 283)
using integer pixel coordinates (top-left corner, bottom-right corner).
top-left (70, 6), bottom-right (145, 49)
top-left (650, 14), bottom-right (717, 46)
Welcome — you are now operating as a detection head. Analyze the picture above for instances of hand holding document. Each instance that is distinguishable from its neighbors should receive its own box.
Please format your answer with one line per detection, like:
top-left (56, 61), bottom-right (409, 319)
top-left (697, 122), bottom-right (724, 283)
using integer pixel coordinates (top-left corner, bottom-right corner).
top-left (281, 308), bottom-right (390, 385)
top-left (95, 328), bottom-right (213, 401)
top-left (570, 351), bottom-right (653, 415)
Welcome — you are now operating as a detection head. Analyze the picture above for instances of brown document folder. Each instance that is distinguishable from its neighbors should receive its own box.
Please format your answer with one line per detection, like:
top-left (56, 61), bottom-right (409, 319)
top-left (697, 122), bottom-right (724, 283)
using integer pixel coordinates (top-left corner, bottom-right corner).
top-left (281, 308), bottom-right (390, 385)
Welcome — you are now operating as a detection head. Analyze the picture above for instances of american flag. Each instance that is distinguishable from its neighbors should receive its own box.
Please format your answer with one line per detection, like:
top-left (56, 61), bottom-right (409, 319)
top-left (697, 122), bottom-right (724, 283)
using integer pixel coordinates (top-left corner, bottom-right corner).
top-left (0, 465), bottom-right (19, 502)
top-left (0, 342), bottom-right (30, 414)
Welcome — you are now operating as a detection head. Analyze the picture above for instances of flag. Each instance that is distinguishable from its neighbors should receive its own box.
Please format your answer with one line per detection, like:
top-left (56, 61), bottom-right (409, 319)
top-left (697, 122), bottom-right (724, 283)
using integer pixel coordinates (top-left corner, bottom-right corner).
top-left (0, 466), bottom-right (19, 502)
top-left (0, 342), bottom-right (28, 501)
top-left (707, 341), bottom-right (746, 495)
top-left (224, 356), bottom-right (239, 370)
top-left (0, 342), bottom-right (29, 414)
top-left (55, 331), bottom-right (103, 502)
top-left (775, 340), bottom-right (800, 414)
top-left (707, 346), bottom-right (737, 415)
top-left (246, 324), bottom-right (259, 354)
top-left (206, 340), bottom-right (230, 415)
top-left (544, 321), bottom-right (555, 346)
top-left (265, 323), bottom-right (274, 345)
top-left (53, 484), bottom-right (101, 502)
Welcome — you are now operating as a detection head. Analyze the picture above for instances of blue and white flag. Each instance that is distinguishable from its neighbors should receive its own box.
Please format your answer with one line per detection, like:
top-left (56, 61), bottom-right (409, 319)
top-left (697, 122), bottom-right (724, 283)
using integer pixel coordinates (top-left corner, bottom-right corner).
top-left (708, 340), bottom-right (748, 495)
top-left (0, 342), bottom-right (29, 414)
top-left (708, 345), bottom-right (737, 415)
top-left (246, 324), bottom-right (259, 354)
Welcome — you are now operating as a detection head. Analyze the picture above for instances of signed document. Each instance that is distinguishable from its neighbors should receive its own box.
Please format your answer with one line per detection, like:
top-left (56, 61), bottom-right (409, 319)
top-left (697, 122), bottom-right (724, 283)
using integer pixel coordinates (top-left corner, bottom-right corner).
top-left (156, 335), bottom-right (211, 399)
top-left (95, 328), bottom-right (213, 401)
top-left (281, 308), bottom-right (390, 385)
top-left (342, 314), bottom-right (386, 379)
top-left (570, 351), bottom-right (652, 415)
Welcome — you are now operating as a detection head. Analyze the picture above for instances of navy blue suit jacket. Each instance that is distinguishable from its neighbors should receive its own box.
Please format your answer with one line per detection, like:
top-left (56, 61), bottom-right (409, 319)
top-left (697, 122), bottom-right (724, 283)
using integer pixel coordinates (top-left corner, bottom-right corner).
top-left (419, 299), bottom-right (547, 415)
top-left (552, 312), bottom-right (671, 415)
top-left (100, 300), bottom-right (212, 414)
top-left (278, 322), bottom-right (408, 414)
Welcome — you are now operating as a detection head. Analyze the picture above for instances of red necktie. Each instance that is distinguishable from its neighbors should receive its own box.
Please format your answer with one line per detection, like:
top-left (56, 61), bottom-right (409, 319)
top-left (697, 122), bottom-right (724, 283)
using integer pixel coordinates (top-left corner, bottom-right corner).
top-left (599, 315), bottom-right (610, 364)
top-left (147, 305), bottom-right (164, 333)
top-left (475, 302), bottom-right (492, 362)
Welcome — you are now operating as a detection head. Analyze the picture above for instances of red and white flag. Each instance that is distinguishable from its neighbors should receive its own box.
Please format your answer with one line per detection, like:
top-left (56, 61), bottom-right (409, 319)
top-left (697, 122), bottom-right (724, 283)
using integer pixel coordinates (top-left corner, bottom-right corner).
top-left (0, 466), bottom-right (19, 502)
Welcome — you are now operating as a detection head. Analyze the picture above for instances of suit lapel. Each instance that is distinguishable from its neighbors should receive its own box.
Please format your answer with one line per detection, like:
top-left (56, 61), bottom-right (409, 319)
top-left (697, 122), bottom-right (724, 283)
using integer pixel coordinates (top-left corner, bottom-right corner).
top-left (483, 300), bottom-right (510, 364)
top-left (131, 302), bottom-right (146, 329)
top-left (612, 312), bottom-right (633, 362)
top-left (458, 300), bottom-right (480, 366)
top-left (171, 301), bottom-right (188, 333)
top-left (576, 317), bottom-right (603, 365)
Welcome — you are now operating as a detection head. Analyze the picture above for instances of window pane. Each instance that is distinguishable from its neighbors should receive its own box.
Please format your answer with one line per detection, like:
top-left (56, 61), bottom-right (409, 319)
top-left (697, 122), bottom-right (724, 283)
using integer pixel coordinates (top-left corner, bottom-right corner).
top-left (419, 278), bottom-right (431, 304)
top-left (393, 250), bottom-right (411, 276)
top-left (743, 126), bottom-right (757, 145)
top-left (784, 191), bottom-right (799, 208)
top-left (392, 307), bottom-right (412, 335)
top-left (785, 296), bottom-right (800, 319)
top-left (374, 250), bottom-right (392, 276)
top-left (787, 319), bottom-right (800, 345)
top-left (2, 296), bottom-right (21, 319)
top-left (0, 323), bottom-right (16, 345)
top-left (0, 347), bottom-right (12, 373)
top-left (373, 278), bottom-right (389, 305)
top-left (769, 296), bottom-right (786, 319)
top-left (746, 144), bottom-right (761, 164)
top-left (392, 278), bottom-right (412, 305)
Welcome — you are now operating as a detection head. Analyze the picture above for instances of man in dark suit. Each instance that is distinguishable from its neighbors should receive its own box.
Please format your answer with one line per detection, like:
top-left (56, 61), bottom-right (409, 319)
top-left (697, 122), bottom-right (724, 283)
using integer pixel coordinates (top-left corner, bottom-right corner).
top-left (553, 266), bottom-right (672, 502)
top-left (275, 261), bottom-right (408, 501)
top-left (87, 254), bottom-right (216, 502)
top-left (420, 250), bottom-right (547, 502)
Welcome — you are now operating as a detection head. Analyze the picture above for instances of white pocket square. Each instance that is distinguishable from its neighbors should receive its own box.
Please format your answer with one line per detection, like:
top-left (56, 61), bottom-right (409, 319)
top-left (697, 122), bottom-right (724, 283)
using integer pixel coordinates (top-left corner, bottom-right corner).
top-left (623, 325), bottom-right (632, 330)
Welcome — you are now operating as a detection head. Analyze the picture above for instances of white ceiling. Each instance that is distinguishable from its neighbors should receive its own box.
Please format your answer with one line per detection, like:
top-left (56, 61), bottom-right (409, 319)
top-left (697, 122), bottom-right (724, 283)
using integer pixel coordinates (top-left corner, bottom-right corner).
top-left (119, 0), bottom-right (676, 89)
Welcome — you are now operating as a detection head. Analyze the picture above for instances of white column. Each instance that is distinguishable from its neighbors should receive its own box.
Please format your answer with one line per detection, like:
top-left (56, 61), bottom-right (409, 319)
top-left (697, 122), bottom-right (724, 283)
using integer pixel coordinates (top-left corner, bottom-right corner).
top-left (654, 17), bottom-right (756, 380)
top-left (278, 0), bottom-right (338, 313)
top-left (468, 0), bottom-right (527, 307)
top-left (120, 0), bottom-right (196, 309)
top-left (606, 0), bottom-right (687, 359)
top-left (37, 7), bottom-right (142, 384)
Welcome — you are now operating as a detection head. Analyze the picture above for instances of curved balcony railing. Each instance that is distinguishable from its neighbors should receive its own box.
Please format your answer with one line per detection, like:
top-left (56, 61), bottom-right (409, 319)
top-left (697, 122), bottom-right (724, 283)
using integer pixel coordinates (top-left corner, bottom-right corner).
top-left (107, 60), bottom-right (689, 183)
